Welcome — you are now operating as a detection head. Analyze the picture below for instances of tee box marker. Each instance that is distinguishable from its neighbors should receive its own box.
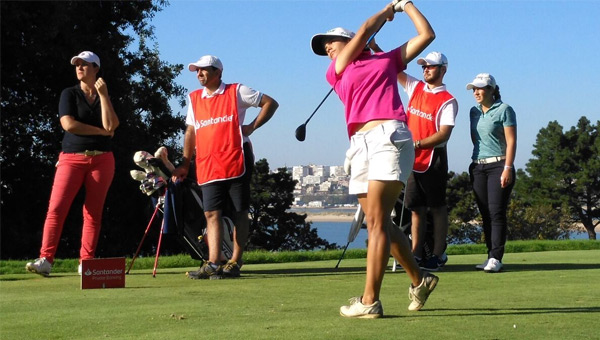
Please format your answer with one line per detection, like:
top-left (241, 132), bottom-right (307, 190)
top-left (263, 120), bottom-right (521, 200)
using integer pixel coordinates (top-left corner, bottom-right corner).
top-left (80, 257), bottom-right (126, 290)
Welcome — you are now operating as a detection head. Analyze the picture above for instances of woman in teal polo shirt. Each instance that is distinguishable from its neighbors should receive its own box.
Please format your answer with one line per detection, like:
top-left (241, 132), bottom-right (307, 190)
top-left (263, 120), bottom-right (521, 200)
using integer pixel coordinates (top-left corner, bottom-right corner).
top-left (466, 73), bottom-right (516, 273)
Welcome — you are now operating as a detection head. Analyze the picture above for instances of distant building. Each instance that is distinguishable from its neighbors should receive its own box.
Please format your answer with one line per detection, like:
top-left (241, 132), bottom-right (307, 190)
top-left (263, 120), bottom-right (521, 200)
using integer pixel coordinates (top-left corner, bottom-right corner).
top-left (308, 200), bottom-right (324, 208)
top-left (310, 165), bottom-right (330, 178)
top-left (292, 165), bottom-right (310, 183)
top-left (304, 175), bottom-right (324, 185)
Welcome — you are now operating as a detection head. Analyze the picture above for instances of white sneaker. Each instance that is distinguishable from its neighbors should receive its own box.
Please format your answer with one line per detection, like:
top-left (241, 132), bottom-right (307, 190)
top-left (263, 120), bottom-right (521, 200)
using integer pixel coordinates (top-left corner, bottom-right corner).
top-left (340, 297), bottom-right (383, 319)
top-left (408, 272), bottom-right (439, 311)
top-left (475, 258), bottom-right (490, 270)
top-left (484, 258), bottom-right (502, 272)
top-left (25, 257), bottom-right (52, 277)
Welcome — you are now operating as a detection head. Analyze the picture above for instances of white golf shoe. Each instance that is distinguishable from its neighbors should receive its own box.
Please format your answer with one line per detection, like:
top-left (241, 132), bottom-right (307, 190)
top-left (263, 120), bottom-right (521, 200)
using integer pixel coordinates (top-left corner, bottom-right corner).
top-left (340, 297), bottom-right (383, 319)
top-left (26, 257), bottom-right (52, 277)
top-left (408, 272), bottom-right (439, 311)
top-left (475, 258), bottom-right (490, 270)
top-left (484, 258), bottom-right (503, 273)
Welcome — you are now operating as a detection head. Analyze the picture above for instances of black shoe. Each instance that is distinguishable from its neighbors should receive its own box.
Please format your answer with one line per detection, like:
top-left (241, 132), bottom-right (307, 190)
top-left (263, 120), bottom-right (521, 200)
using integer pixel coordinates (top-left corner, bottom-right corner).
top-left (222, 260), bottom-right (241, 278)
top-left (420, 255), bottom-right (441, 272)
top-left (186, 262), bottom-right (223, 280)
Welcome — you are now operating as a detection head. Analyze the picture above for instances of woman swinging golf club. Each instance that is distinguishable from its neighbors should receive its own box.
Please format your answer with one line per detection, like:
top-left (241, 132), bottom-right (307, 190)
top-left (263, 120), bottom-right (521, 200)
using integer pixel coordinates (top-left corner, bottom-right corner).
top-left (310, 0), bottom-right (438, 318)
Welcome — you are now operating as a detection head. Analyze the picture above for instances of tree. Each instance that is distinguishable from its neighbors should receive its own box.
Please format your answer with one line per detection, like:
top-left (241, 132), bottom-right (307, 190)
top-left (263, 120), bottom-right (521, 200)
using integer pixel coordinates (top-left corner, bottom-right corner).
top-left (516, 118), bottom-right (599, 240)
top-left (507, 197), bottom-right (571, 240)
top-left (248, 159), bottom-right (335, 251)
top-left (446, 171), bottom-right (482, 244)
top-left (1, 1), bottom-right (187, 259)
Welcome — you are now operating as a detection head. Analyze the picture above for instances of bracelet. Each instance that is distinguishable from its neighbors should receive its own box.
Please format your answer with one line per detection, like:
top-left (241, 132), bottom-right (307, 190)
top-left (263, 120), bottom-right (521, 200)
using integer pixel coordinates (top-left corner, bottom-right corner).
top-left (504, 165), bottom-right (513, 170)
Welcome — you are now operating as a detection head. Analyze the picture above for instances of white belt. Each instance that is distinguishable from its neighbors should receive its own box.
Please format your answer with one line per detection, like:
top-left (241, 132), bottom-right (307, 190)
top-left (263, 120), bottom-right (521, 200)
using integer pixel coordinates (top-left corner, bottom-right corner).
top-left (473, 156), bottom-right (506, 164)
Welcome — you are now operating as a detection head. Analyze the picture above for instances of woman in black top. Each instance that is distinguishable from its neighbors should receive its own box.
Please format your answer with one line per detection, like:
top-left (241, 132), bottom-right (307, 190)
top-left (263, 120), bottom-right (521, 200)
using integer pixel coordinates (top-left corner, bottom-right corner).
top-left (26, 51), bottom-right (119, 276)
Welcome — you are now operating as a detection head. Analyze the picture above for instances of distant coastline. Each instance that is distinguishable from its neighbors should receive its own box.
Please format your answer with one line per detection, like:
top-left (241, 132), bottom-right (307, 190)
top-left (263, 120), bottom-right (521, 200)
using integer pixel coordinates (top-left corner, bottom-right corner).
top-left (290, 207), bottom-right (356, 222)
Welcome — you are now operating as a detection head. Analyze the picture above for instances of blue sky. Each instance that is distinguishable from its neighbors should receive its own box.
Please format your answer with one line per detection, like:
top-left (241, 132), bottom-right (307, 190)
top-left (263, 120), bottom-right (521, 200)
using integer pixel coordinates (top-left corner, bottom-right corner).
top-left (150, 0), bottom-right (599, 173)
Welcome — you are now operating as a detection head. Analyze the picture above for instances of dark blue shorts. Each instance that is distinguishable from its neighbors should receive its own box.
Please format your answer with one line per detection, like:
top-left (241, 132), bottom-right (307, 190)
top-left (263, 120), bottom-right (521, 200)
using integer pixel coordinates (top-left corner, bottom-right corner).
top-left (200, 143), bottom-right (254, 212)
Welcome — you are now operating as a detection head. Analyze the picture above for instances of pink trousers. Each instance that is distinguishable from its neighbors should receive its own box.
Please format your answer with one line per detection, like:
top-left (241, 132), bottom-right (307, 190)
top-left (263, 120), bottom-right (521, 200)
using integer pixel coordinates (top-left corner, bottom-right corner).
top-left (40, 152), bottom-right (115, 263)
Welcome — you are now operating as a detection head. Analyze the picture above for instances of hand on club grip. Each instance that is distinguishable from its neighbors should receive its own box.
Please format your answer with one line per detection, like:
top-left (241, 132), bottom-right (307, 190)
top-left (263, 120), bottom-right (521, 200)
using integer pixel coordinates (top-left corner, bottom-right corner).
top-left (392, 0), bottom-right (412, 13)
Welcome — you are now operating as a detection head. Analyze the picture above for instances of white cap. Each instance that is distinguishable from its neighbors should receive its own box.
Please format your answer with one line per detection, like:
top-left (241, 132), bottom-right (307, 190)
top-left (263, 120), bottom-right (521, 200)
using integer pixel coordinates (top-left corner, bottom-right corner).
top-left (70, 51), bottom-right (100, 67)
top-left (311, 27), bottom-right (355, 56)
top-left (417, 51), bottom-right (448, 67)
top-left (188, 55), bottom-right (223, 72)
top-left (466, 73), bottom-right (497, 90)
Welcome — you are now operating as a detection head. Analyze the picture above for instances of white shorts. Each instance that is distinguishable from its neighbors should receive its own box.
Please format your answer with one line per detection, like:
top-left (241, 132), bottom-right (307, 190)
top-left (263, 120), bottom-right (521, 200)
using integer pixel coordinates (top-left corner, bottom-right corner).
top-left (346, 120), bottom-right (414, 195)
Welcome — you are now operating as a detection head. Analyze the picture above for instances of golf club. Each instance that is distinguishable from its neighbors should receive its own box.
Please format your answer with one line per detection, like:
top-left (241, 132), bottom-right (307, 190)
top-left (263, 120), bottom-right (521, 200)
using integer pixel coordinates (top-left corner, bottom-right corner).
top-left (335, 204), bottom-right (365, 269)
top-left (295, 21), bottom-right (386, 142)
top-left (295, 88), bottom-right (333, 141)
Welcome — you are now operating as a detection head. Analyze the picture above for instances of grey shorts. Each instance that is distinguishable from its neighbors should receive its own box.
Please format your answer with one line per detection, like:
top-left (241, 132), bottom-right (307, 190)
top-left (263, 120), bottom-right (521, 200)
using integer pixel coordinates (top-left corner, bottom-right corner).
top-left (346, 120), bottom-right (414, 195)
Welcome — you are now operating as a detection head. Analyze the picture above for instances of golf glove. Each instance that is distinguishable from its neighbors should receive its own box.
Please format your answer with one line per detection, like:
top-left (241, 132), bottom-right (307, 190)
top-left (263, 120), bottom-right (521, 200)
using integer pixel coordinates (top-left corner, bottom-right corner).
top-left (392, 0), bottom-right (412, 12)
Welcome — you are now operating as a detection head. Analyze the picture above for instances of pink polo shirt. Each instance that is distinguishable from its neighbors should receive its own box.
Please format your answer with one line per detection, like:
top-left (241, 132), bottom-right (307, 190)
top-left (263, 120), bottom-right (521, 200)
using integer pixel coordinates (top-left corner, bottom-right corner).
top-left (326, 47), bottom-right (407, 138)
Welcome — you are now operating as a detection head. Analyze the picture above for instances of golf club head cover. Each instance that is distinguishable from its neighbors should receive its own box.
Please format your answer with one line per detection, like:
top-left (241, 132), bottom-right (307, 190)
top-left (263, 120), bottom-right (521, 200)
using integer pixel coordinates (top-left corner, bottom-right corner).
top-left (154, 146), bottom-right (176, 173)
top-left (133, 150), bottom-right (169, 180)
top-left (130, 169), bottom-right (147, 181)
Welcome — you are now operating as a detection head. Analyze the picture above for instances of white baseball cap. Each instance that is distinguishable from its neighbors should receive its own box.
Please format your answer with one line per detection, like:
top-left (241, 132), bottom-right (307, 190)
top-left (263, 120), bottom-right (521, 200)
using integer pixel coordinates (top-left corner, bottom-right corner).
top-left (311, 27), bottom-right (355, 56)
top-left (70, 51), bottom-right (100, 67)
top-left (466, 73), bottom-right (497, 90)
top-left (417, 51), bottom-right (448, 67)
top-left (188, 55), bottom-right (223, 71)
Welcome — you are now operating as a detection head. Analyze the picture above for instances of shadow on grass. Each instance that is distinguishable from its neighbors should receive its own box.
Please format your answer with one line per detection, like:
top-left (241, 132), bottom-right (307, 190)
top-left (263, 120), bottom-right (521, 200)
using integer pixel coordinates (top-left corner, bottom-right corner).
top-left (442, 263), bottom-right (600, 273)
top-left (243, 266), bottom-right (366, 277)
top-left (0, 274), bottom-right (76, 281)
top-left (418, 306), bottom-right (600, 317)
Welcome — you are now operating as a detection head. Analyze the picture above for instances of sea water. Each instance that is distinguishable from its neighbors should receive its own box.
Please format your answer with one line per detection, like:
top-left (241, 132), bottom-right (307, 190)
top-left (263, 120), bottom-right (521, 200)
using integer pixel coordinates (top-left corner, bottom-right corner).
top-left (311, 221), bottom-right (596, 249)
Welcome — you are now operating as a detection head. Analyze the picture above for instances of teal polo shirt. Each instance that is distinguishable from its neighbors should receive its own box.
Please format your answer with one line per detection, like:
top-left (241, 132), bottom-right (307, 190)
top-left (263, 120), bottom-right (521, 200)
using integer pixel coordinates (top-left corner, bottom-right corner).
top-left (469, 100), bottom-right (517, 160)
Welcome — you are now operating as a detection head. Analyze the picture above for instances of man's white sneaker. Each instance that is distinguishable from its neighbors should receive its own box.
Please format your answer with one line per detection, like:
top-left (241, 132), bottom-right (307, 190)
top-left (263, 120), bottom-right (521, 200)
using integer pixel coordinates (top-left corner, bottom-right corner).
top-left (475, 258), bottom-right (490, 270)
top-left (25, 257), bottom-right (52, 277)
top-left (484, 258), bottom-right (502, 272)
top-left (340, 297), bottom-right (383, 319)
top-left (408, 272), bottom-right (438, 311)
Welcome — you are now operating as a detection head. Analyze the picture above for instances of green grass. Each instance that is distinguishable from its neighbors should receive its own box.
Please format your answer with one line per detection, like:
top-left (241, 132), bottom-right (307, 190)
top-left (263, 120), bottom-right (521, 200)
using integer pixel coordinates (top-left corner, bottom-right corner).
top-left (1, 244), bottom-right (599, 339)
top-left (2, 239), bottom-right (598, 275)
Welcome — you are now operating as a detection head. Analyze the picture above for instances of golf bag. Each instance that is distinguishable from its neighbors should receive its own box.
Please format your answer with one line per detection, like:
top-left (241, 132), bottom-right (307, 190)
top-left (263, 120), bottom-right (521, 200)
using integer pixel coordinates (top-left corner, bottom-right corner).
top-left (392, 196), bottom-right (441, 262)
top-left (163, 179), bottom-right (234, 261)
top-left (130, 147), bottom-right (234, 262)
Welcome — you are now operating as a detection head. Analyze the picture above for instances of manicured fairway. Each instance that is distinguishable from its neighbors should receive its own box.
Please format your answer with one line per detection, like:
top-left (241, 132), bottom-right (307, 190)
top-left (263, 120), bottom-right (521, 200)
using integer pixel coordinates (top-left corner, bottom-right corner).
top-left (1, 250), bottom-right (599, 339)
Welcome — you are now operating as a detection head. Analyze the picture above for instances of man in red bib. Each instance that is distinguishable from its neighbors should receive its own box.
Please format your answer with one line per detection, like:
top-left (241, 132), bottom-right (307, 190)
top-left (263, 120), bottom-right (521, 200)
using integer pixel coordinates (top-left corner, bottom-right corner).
top-left (172, 55), bottom-right (278, 279)
top-left (398, 51), bottom-right (458, 272)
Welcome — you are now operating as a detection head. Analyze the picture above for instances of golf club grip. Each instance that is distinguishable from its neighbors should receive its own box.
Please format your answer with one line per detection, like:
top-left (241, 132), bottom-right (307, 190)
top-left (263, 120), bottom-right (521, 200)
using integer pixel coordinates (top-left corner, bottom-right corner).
top-left (366, 20), bottom-right (386, 46)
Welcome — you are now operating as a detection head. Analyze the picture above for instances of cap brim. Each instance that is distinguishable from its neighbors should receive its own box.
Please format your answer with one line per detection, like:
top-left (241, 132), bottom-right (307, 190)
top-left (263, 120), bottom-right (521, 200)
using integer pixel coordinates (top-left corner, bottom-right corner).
top-left (417, 58), bottom-right (447, 66)
top-left (70, 57), bottom-right (100, 67)
top-left (311, 34), bottom-right (328, 56)
top-left (466, 80), bottom-right (488, 90)
top-left (188, 64), bottom-right (199, 72)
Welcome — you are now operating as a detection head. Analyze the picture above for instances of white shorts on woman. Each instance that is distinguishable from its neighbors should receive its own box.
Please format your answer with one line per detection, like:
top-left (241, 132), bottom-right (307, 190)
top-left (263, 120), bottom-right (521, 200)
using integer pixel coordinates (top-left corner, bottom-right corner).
top-left (346, 120), bottom-right (414, 195)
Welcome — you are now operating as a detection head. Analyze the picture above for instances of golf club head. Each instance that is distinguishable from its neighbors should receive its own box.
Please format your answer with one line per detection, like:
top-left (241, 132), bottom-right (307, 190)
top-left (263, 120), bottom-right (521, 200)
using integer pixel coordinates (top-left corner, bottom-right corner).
top-left (295, 124), bottom-right (306, 142)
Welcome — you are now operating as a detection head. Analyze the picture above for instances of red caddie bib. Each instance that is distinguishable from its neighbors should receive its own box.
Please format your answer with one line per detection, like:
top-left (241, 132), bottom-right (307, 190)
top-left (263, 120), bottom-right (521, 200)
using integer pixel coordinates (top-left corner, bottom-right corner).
top-left (407, 81), bottom-right (455, 172)
top-left (190, 83), bottom-right (245, 185)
